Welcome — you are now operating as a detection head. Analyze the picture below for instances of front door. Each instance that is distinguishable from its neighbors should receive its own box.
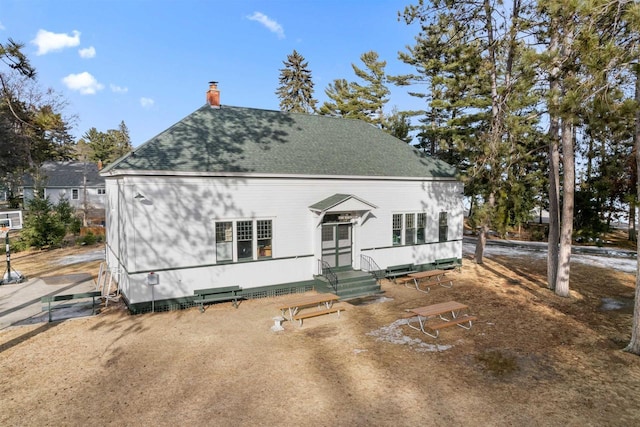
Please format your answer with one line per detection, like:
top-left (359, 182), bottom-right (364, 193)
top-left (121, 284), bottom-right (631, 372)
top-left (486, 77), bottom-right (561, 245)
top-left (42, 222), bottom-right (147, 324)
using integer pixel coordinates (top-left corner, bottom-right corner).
top-left (321, 223), bottom-right (352, 270)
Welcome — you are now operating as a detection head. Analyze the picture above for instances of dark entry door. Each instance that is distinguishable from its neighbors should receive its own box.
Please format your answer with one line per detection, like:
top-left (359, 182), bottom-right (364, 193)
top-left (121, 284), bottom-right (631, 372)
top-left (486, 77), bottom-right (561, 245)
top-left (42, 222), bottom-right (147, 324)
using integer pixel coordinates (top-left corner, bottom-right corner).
top-left (321, 223), bottom-right (352, 269)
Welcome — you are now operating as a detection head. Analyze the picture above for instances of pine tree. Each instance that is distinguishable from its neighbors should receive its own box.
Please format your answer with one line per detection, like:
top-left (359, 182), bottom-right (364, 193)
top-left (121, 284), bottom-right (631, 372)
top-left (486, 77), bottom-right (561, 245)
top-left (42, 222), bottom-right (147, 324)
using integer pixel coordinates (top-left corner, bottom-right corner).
top-left (397, 0), bottom-right (541, 263)
top-left (536, 0), bottom-right (640, 296)
top-left (320, 51), bottom-right (392, 129)
top-left (78, 122), bottom-right (132, 165)
top-left (276, 50), bottom-right (317, 114)
top-left (1, 38), bottom-right (76, 204)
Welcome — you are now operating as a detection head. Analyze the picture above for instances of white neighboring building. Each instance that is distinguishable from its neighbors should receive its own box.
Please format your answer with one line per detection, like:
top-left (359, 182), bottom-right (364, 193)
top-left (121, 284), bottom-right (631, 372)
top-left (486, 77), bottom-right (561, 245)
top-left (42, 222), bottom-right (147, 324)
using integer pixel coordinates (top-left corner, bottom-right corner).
top-left (22, 161), bottom-right (106, 225)
top-left (101, 83), bottom-right (463, 313)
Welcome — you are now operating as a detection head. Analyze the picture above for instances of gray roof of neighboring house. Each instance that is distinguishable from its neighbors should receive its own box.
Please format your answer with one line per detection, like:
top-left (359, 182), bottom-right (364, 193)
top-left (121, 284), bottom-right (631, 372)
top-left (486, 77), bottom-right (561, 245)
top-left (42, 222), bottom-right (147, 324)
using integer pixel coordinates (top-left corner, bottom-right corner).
top-left (23, 161), bottom-right (105, 188)
top-left (102, 105), bottom-right (458, 179)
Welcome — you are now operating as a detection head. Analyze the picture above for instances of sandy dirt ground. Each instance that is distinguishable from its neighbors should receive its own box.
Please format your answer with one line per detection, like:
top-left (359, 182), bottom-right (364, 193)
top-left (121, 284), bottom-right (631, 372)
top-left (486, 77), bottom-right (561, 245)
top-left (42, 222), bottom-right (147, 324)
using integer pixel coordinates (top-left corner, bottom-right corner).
top-left (0, 244), bottom-right (639, 426)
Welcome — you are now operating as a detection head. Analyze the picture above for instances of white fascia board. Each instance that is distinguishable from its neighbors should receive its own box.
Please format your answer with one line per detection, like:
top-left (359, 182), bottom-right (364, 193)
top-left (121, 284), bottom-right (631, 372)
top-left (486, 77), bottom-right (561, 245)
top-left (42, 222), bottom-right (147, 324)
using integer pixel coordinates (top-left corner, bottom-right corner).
top-left (100, 169), bottom-right (459, 182)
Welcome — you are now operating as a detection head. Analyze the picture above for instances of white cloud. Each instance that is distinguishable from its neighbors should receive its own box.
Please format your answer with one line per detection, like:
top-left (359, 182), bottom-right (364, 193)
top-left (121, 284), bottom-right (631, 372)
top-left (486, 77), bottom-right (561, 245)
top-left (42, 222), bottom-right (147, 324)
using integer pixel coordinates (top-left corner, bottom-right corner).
top-left (62, 72), bottom-right (104, 95)
top-left (79, 46), bottom-right (96, 58)
top-left (0, 22), bottom-right (5, 31)
top-left (110, 84), bottom-right (128, 94)
top-left (32, 29), bottom-right (80, 55)
top-left (247, 12), bottom-right (285, 39)
top-left (140, 97), bottom-right (154, 108)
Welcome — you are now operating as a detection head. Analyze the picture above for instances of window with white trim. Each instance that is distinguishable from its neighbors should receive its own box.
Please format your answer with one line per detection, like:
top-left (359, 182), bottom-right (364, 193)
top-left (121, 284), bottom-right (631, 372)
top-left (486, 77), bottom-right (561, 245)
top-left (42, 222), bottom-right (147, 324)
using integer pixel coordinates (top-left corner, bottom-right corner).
top-left (393, 212), bottom-right (427, 246)
top-left (97, 188), bottom-right (106, 195)
top-left (215, 219), bottom-right (273, 263)
top-left (392, 214), bottom-right (402, 246)
top-left (417, 213), bottom-right (426, 244)
top-left (257, 220), bottom-right (272, 259)
top-left (439, 212), bottom-right (448, 242)
top-left (405, 213), bottom-right (415, 245)
top-left (215, 222), bottom-right (233, 262)
top-left (237, 220), bottom-right (253, 260)
top-left (71, 188), bottom-right (79, 200)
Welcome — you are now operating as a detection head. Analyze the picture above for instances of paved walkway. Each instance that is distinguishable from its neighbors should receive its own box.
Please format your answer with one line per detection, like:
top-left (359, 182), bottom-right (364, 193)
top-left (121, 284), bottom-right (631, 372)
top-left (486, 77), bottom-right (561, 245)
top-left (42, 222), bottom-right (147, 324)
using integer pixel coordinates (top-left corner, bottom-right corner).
top-left (0, 273), bottom-right (98, 330)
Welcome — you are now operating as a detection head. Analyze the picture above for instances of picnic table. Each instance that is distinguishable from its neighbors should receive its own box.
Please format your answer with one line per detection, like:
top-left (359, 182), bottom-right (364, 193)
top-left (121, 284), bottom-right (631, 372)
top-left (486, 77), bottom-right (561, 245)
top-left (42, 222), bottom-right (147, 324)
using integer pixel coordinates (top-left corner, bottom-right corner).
top-left (404, 301), bottom-right (477, 338)
top-left (397, 269), bottom-right (453, 293)
top-left (278, 293), bottom-right (341, 324)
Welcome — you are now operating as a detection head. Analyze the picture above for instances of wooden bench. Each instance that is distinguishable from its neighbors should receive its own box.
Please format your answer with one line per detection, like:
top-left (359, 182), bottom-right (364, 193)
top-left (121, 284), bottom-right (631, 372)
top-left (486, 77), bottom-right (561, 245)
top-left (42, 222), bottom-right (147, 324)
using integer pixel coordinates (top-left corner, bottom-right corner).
top-left (385, 263), bottom-right (417, 281)
top-left (424, 315), bottom-right (477, 338)
top-left (41, 291), bottom-right (102, 323)
top-left (435, 257), bottom-right (462, 272)
top-left (292, 306), bottom-right (344, 326)
top-left (193, 285), bottom-right (242, 312)
top-left (397, 275), bottom-right (452, 293)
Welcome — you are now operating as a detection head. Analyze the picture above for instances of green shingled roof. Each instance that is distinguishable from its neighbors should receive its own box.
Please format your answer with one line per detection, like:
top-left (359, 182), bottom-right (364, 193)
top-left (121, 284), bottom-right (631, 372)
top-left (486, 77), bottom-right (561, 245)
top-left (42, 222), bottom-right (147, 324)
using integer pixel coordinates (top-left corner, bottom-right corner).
top-left (103, 105), bottom-right (457, 178)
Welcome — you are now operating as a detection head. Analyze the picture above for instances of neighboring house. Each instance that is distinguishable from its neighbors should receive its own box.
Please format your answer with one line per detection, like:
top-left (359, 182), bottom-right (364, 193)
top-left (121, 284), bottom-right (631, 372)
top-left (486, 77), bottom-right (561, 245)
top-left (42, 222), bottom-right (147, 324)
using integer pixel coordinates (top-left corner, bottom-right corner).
top-left (101, 83), bottom-right (464, 313)
top-left (23, 161), bottom-right (106, 225)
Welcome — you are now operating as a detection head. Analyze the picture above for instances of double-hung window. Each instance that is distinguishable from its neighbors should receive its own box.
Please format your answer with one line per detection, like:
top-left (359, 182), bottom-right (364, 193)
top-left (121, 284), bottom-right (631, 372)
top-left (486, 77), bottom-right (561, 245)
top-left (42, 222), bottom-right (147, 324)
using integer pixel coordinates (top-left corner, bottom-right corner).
top-left (215, 222), bottom-right (233, 262)
top-left (405, 214), bottom-right (416, 245)
top-left (215, 219), bottom-right (273, 263)
top-left (257, 220), bottom-right (272, 259)
top-left (417, 213), bottom-right (426, 244)
top-left (393, 212), bottom-right (427, 246)
top-left (71, 188), bottom-right (79, 200)
top-left (392, 214), bottom-right (402, 246)
top-left (237, 221), bottom-right (253, 260)
top-left (439, 212), bottom-right (448, 242)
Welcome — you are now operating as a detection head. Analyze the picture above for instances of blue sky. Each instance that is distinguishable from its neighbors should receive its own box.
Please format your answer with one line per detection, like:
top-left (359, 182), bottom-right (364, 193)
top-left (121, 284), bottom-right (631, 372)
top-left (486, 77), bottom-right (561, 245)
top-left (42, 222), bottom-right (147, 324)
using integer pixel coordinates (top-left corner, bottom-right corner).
top-left (2, 0), bottom-right (423, 147)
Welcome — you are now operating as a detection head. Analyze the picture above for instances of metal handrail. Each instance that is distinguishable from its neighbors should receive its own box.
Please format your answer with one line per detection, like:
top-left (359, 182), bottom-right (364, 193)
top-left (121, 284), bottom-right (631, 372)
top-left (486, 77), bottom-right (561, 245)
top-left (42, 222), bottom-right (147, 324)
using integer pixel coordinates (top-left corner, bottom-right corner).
top-left (318, 259), bottom-right (339, 293)
top-left (360, 254), bottom-right (385, 281)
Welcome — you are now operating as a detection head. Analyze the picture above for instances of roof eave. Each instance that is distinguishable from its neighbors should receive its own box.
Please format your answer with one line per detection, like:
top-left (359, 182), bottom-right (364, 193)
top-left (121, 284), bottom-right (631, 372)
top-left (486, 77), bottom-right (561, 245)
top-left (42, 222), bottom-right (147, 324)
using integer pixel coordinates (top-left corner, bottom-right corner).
top-left (100, 169), bottom-right (458, 181)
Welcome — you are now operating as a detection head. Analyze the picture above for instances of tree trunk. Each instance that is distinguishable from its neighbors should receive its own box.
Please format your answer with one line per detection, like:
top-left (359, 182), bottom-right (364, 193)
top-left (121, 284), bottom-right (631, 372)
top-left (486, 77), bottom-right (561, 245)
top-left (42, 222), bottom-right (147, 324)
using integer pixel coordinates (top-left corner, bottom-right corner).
top-left (556, 118), bottom-right (575, 298)
top-left (629, 202), bottom-right (636, 242)
top-left (474, 192), bottom-right (495, 264)
top-left (474, 225), bottom-right (487, 264)
top-left (548, 121), bottom-right (561, 290)
top-left (547, 18), bottom-right (561, 291)
top-left (625, 65), bottom-right (640, 355)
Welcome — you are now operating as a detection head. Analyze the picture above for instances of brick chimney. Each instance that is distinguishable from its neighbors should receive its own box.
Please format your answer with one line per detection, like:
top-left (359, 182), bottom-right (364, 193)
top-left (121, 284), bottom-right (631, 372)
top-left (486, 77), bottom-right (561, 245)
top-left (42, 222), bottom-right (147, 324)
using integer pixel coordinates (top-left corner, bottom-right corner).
top-left (206, 81), bottom-right (220, 108)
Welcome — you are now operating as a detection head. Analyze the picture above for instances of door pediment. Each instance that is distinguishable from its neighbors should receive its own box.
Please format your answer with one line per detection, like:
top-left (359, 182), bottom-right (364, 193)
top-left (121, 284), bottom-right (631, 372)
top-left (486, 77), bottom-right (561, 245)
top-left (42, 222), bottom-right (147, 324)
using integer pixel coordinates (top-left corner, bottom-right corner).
top-left (309, 193), bottom-right (377, 214)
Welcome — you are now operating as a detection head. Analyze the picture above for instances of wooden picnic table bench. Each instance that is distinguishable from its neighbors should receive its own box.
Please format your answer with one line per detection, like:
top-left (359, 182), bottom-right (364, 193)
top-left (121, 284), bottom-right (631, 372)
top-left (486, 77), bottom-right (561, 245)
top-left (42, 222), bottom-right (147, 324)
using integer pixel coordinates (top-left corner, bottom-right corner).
top-left (435, 257), bottom-right (462, 272)
top-left (397, 270), bottom-right (453, 293)
top-left (403, 301), bottom-right (476, 338)
top-left (278, 293), bottom-right (342, 326)
top-left (41, 291), bottom-right (102, 323)
top-left (193, 285), bottom-right (242, 312)
top-left (385, 264), bottom-right (418, 282)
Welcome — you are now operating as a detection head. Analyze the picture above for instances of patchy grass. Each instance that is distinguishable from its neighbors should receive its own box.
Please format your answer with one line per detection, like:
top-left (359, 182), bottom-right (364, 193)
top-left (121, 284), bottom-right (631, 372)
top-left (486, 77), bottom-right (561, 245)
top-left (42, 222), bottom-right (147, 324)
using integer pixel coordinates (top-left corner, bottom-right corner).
top-left (476, 349), bottom-right (519, 376)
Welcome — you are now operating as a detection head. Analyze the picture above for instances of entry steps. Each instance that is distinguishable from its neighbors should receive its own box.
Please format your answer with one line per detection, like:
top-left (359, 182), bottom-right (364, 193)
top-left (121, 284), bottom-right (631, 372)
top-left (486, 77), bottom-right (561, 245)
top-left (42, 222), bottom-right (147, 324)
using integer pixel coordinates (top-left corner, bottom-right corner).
top-left (314, 269), bottom-right (382, 300)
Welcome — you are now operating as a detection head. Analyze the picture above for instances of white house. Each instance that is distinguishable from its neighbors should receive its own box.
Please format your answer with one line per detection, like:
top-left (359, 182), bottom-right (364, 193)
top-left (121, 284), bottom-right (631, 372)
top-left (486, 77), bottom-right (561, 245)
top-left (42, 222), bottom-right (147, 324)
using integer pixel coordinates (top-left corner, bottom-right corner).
top-left (101, 83), bottom-right (463, 313)
top-left (23, 161), bottom-right (106, 225)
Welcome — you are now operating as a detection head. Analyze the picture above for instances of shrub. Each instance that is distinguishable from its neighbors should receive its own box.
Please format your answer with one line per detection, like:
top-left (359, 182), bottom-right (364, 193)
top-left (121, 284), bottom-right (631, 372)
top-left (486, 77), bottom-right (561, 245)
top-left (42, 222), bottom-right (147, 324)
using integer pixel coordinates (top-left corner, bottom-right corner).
top-left (77, 231), bottom-right (97, 246)
top-left (21, 198), bottom-right (67, 248)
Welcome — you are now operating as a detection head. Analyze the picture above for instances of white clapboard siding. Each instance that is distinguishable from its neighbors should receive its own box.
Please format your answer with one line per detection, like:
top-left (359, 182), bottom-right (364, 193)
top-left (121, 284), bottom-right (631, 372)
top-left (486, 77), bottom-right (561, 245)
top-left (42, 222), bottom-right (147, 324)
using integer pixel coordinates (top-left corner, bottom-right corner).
top-left (106, 175), bottom-right (463, 304)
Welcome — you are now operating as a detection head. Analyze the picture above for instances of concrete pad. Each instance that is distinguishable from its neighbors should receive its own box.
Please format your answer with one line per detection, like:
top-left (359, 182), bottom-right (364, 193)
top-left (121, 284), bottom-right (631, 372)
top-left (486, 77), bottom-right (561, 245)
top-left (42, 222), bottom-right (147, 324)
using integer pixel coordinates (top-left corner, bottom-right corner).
top-left (0, 273), bottom-right (99, 330)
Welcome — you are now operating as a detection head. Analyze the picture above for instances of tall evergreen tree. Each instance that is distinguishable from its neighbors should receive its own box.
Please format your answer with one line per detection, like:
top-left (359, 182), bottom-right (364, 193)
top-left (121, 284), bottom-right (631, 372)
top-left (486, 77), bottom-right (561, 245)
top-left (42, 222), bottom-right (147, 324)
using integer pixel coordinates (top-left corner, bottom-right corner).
top-left (276, 50), bottom-right (317, 114)
top-left (536, 0), bottom-right (640, 296)
top-left (384, 107), bottom-right (412, 143)
top-left (319, 79), bottom-right (358, 118)
top-left (77, 121), bottom-right (132, 165)
top-left (1, 39), bottom-right (75, 204)
top-left (397, 0), bottom-right (541, 263)
top-left (320, 51), bottom-right (392, 130)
